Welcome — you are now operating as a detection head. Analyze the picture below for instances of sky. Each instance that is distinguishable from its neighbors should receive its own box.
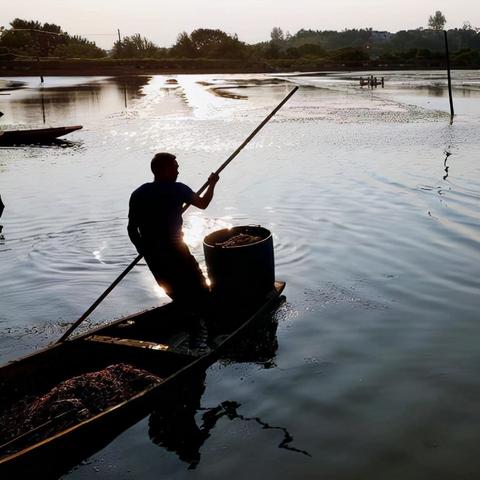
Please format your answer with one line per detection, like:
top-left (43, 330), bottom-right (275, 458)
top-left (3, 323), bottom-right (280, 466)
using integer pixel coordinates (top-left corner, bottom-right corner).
top-left (1, 0), bottom-right (479, 49)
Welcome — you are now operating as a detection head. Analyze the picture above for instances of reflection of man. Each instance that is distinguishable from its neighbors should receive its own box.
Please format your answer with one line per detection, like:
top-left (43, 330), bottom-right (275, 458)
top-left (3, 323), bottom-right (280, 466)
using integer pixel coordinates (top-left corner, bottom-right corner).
top-left (127, 153), bottom-right (219, 339)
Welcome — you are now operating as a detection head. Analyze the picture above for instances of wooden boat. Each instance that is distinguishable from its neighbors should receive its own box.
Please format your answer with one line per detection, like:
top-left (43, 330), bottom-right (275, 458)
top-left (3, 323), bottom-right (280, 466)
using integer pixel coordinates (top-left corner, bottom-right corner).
top-left (0, 281), bottom-right (285, 476)
top-left (0, 125), bottom-right (82, 146)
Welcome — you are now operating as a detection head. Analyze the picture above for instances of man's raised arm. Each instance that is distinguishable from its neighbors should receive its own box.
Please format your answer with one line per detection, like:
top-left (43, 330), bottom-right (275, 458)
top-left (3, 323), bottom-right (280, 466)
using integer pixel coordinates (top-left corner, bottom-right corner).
top-left (190, 173), bottom-right (220, 210)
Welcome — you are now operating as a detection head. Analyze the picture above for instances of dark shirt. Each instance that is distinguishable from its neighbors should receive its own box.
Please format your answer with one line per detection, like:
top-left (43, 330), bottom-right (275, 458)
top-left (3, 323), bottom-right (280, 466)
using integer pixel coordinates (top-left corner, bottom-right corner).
top-left (128, 181), bottom-right (194, 251)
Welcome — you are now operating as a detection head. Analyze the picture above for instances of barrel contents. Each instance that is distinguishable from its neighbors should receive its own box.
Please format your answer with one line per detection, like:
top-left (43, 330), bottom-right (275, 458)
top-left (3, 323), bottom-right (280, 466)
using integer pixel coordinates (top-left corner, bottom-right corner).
top-left (215, 233), bottom-right (263, 248)
top-left (0, 363), bottom-right (162, 451)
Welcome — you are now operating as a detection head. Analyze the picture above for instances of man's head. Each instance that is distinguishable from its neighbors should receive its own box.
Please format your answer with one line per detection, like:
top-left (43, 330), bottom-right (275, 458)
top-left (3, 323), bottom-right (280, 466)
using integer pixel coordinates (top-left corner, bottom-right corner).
top-left (151, 152), bottom-right (179, 181)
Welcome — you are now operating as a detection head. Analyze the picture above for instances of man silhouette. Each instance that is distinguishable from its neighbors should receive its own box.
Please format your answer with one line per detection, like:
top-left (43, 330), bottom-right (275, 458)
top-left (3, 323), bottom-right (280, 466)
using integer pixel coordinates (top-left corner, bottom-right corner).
top-left (127, 153), bottom-right (219, 342)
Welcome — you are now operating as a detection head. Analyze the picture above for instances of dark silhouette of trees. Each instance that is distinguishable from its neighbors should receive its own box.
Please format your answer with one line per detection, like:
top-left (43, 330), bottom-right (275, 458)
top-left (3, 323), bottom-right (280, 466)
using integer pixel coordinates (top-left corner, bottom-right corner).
top-left (170, 29), bottom-right (246, 59)
top-left (0, 18), bottom-right (105, 58)
top-left (170, 32), bottom-right (197, 57)
top-left (1, 17), bottom-right (480, 68)
top-left (112, 33), bottom-right (167, 58)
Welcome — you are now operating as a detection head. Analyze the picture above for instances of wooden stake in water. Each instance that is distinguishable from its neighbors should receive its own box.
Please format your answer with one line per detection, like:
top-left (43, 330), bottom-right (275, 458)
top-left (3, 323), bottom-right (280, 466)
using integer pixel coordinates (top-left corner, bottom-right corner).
top-left (444, 30), bottom-right (454, 118)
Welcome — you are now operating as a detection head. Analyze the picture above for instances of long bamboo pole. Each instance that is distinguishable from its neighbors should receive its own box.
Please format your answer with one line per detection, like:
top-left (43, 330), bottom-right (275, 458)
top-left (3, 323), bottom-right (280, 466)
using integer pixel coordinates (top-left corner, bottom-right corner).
top-left (57, 86), bottom-right (299, 342)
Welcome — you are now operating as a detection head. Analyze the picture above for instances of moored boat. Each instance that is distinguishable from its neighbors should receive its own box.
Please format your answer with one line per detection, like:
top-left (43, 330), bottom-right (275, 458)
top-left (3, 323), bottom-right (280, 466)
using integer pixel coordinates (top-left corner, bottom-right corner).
top-left (0, 125), bottom-right (82, 146)
top-left (0, 281), bottom-right (285, 476)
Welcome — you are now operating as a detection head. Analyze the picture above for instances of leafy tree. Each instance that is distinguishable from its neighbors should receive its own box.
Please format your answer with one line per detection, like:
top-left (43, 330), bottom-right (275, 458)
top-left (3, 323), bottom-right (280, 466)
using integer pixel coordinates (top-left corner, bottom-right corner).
top-left (0, 18), bottom-right (105, 58)
top-left (52, 36), bottom-right (105, 58)
top-left (170, 31), bottom-right (197, 57)
top-left (112, 33), bottom-right (162, 58)
top-left (190, 29), bottom-right (227, 56)
top-left (0, 18), bottom-right (65, 56)
top-left (270, 27), bottom-right (285, 44)
top-left (170, 29), bottom-right (246, 59)
top-left (428, 11), bottom-right (446, 31)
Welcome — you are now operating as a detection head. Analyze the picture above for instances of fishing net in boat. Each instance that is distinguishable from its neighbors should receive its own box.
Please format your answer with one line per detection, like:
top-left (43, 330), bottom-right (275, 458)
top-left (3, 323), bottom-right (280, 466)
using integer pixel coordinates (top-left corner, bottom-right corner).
top-left (215, 233), bottom-right (263, 248)
top-left (0, 363), bottom-right (162, 450)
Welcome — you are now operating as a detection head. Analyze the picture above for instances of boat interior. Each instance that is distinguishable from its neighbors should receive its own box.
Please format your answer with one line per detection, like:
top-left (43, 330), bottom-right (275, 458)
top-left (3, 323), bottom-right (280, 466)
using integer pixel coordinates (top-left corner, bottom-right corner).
top-left (0, 282), bottom-right (284, 412)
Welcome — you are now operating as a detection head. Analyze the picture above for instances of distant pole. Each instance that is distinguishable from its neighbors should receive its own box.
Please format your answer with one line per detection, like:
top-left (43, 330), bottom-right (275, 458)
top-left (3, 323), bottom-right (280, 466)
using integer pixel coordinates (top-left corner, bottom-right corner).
top-left (444, 30), bottom-right (454, 118)
top-left (37, 57), bottom-right (44, 84)
top-left (117, 29), bottom-right (121, 43)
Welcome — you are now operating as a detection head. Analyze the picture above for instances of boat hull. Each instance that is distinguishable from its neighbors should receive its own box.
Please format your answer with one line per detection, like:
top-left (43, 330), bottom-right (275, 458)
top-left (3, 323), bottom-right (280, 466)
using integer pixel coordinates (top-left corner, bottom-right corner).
top-left (0, 126), bottom-right (82, 145)
top-left (0, 281), bottom-right (285, 476)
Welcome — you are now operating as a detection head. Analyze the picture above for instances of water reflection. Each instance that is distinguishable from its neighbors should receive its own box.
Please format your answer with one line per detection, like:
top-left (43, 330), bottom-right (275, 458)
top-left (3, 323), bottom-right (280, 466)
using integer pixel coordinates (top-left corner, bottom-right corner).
top-left (0, 76), bottom-right (151, 126)
top-left (148, 302), bottom-right (310, 470)
top-left (150, 398), bottom-right (311, 471)
top-left (443, 150), bottom-right (452, 180)
top-left (425, 86), bottom-right (445, 97)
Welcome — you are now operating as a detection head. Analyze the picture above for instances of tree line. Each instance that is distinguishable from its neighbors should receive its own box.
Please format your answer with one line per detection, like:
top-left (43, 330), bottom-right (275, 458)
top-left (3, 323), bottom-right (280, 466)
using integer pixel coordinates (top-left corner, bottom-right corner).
top-left (1, 14), bottom-right (480, 68)
top-left (0, 19), bottom-right (105, 59)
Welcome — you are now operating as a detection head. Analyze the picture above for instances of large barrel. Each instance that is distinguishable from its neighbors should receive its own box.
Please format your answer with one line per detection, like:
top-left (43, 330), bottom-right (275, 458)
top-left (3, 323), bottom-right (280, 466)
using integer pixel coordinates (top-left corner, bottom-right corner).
top-left (203, 225), bottom-right (274, 305)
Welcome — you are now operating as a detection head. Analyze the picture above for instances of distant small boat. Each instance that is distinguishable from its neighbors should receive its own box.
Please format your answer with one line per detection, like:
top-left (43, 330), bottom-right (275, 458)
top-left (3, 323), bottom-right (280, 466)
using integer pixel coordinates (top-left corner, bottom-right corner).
top-left (0, 126), bottom-right (82, 146)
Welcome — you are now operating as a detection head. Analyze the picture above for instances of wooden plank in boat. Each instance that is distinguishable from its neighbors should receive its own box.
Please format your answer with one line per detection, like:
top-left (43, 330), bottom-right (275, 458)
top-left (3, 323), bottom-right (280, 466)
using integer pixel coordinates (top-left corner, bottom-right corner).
top-left (85, 335), bottom-right (171, 351)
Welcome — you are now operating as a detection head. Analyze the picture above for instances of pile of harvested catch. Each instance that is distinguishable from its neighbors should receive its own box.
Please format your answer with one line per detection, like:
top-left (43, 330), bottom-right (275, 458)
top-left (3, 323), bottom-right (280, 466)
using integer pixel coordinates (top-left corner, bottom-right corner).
top-left (0, 363), bottom-right (162, 450)
top-left (216, 233), bottom-right (262, 248)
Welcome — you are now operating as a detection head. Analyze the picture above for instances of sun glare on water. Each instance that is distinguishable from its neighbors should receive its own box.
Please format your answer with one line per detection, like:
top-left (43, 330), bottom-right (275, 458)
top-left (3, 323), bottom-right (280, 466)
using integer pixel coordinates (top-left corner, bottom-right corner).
top-left (182, 213), bottom-right (233, 249)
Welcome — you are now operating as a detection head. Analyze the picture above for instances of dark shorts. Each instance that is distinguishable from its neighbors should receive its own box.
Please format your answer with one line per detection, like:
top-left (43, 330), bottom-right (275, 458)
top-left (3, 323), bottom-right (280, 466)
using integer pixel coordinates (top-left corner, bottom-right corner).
top-left (144, 242), bottom-right (210, 311)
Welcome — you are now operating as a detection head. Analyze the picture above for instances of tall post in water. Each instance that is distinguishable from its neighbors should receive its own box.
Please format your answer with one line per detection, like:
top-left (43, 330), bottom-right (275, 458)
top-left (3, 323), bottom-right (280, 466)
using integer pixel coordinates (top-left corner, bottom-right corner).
top-left (444, 30), bottom-right (454, 118)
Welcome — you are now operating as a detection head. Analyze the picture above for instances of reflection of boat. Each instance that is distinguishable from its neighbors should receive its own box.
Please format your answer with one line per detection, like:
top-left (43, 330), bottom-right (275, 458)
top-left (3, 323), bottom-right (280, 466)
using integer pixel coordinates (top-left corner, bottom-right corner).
top-left (148, 309), bottom-right (283, 469)
top-left (0, 281), bottom-right (285, 476)
top-left (148, 299), bottom-right (311, 470)
top-left (0, 125), bottom-right (82, 146)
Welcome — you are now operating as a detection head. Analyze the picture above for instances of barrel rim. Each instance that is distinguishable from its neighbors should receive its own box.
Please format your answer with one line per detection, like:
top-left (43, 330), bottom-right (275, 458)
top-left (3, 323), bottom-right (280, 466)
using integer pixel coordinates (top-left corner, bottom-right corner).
top-left (203, 225), bottom-right (272, 249)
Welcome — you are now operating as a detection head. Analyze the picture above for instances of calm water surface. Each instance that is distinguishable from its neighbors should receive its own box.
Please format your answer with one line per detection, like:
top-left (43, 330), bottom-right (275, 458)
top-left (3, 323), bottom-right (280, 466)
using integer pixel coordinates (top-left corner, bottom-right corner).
top-left (1, 71), bottom-right (480, 479)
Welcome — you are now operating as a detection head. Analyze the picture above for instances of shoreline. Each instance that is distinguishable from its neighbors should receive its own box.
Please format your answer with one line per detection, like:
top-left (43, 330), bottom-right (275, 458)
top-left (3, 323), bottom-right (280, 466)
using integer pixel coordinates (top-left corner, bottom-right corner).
top-left (1, 59), bottom-right (477, 77)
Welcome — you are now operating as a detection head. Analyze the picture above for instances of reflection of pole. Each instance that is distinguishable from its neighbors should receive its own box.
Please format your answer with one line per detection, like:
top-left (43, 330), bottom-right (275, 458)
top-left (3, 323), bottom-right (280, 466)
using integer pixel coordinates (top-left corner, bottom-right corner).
top-left (41, 90), bottom-right (46, 124)
top-left (124, 83), bottom-right (127, 108)
top-left (444, 30), bottom-right (454, 118)
top-left (37, 57), bottom-right (44, 84)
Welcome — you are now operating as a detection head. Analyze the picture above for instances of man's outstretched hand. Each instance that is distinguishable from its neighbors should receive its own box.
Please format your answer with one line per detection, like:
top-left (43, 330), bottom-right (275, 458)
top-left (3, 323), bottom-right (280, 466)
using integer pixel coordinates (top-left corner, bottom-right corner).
top-left (208, 172), bottom-right (220, 186)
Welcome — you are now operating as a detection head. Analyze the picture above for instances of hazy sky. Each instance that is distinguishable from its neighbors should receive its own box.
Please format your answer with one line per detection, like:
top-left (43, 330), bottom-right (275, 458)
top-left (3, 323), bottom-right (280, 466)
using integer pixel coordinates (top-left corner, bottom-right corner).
top-left (2, 0), bottom-right (479, 49)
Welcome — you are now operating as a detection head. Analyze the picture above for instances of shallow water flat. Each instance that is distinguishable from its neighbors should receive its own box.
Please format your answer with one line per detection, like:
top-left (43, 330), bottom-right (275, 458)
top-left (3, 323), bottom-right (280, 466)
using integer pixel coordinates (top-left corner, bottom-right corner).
top-left (1, 71), bottom-right (480, 479)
